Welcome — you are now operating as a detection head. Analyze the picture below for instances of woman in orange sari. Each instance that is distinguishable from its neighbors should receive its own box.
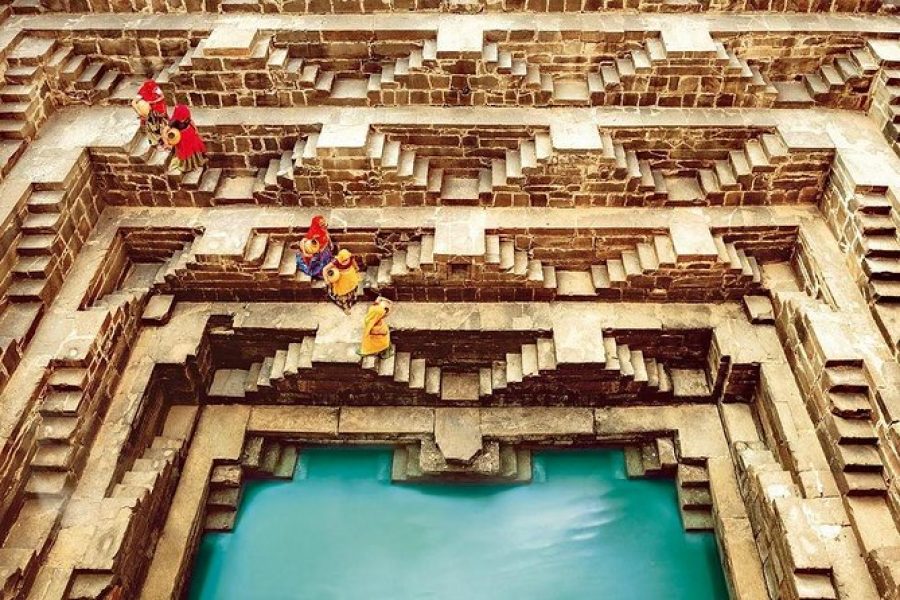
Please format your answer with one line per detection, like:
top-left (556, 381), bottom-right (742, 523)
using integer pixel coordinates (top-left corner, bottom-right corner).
top-left (323, 249), bottom-right (361, 314)
top-left (360, 296), bottom-right (393, 358)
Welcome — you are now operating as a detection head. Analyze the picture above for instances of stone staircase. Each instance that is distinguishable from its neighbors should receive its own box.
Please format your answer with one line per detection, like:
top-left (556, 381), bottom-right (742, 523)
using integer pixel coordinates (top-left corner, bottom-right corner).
top-left (0, 496), bottom-right (62, 597)
top-left (835, 190), bottom-right (900, 353)
top-left (251, 129), bottom-right (553, 206)
top-left (249, 127), bottom-right (789, 208)
top-left (207, 333), bottom-right (702, 404)
top-left (62, 405), bottom-right (197, 597)
top-left (773, 44), bottom-right (880, 108)
top-left (551, 38), bottom-right (772, 106)
top-left (820, 364), bottom-right (887, 495)
top-left (204, 436), bottom-right (299, 531)
top-left (131, 28), bottom-right (889, 109)
top-left (1, 36), bottom-right (123, 140)
top-left (153, 224), bottom-right (766, 302)
top-left (124, 126), bottom-right (224, 197)
top-left (25, 366), bottom-right (89, 499)
top-left (625, 438), bottom-right (714, 530)
top-left (372, 231), bottom-right (761, 298)
top-left (9, 189), bottom-right (66, 306)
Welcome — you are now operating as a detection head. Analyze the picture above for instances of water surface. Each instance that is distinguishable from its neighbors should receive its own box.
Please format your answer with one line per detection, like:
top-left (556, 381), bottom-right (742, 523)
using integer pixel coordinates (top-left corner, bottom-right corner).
top-left (189, 448), bottom-right (728, 600)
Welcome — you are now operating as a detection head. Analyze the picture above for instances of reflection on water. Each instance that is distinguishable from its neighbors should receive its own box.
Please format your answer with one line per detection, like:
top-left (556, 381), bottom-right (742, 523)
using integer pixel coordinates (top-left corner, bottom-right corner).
top-left (189, 448), bottom-right (728, 600)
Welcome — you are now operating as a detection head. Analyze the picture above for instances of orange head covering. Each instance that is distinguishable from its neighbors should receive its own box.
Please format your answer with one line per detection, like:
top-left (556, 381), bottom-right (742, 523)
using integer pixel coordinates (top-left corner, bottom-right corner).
top-left (335, 249), bottom-right (353, 269)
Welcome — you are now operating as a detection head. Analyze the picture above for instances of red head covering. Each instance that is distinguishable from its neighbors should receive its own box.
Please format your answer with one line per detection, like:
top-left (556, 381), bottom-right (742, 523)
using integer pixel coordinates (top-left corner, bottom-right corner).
top-left (171, 104), bottom-right (192, 123)
top-left (304, 215), bottom-right (330, 248)
top-left (137, 80), bottom-right (166, 115)
top-left (168, 104), bottom-right (206, 160)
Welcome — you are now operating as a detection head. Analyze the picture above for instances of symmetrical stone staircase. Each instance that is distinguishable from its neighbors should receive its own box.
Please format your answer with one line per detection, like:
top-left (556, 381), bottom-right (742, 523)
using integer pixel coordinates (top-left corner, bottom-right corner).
top-left (203, 127), bottom-right (802, 209)
top-left (206, 333), bottom-right (714, 404)
top-left (156, 225), bottom-right (766, 303)
top-left (118, 26), bottom-right (893, 109)
top-left (8, 0), bottom-right (890, 12)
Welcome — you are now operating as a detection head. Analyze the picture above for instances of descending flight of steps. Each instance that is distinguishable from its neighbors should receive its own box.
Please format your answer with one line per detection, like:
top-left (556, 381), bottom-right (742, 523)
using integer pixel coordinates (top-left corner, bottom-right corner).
top-left (204, 436), bottom-right (299, 531)
top-left (1, 36), bottom-right (122, 139)
top-left (0, 188), bottom-right (70, 389)
top-left (820, 364), bottom-right (887, 495)
top-left (369, 232), bottom-right (761, 297)
top-left (207, 333), bottom-right (713, 403)
top-left (125, 126), bottom-right (224, 195)
top-left (625, 438), bottom-right (715, 529)
top-left (844, 191), bottom-right (900, 352)
top-left (771, 44), bottom-right (880, 107)
top-left (551, 38), bottom-right (774, 105)
top-left (246, 128), bottom-right (788, 207)
top-left (166, 225), bottom-right (763, 300)
top-left (150, 33), bottom-right (782, 107)
top-left (23, 253), bottom-right (186, 500)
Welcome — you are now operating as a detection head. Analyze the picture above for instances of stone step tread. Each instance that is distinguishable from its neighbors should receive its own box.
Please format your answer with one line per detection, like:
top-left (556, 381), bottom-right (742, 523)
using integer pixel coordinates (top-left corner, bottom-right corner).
top-left (424, 366), bottom-right (441, 395)
top-left (209, 368), bottom-right (249, 398)
top-left (409, 358), bottom-right (426, 389)
top-left (520, 343), bottom-right (539, 377)
top-left (37, 416), bottom-right (79, 442)
top-left (25, 471), bottom-right (67, 497)
top-left (506, 352), bottom-right (523, 383)
top-left (483, 363), bottom-right (503, 395)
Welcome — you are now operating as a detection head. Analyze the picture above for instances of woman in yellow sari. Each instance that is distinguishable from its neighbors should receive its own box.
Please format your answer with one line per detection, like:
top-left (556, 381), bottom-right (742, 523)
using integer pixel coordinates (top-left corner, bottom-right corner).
top-left (360, 297), bottom-right (393, 358)
top-left (323, 249), bottom-right (361, 314)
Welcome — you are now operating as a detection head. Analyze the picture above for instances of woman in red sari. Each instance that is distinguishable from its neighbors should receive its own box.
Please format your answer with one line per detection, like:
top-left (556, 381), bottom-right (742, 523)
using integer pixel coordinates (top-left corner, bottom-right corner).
top-left (166, 104), bottom-right (207, 175)
top-left (131, 80), bottom-right (168, 149)
top-left (294, 215), bottom-right (335, 278)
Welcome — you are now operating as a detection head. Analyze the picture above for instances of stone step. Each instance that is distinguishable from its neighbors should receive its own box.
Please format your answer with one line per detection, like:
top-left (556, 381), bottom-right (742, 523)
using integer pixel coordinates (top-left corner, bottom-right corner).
top-left (506, 352), bottom-right (523, 383)
top-left (17, 234), bottom-right (55, 256)
top-left (24, 470), bottom-right (67, 497)
top-left (828, 391), bottom-right (872, 418)
top-left (491, 361), bottom-right (507, 390)
top-left (31, 442), bottom-right (74, 471)
top-left (37, 416), bottom-right (79, 443)
top-left (440, 371), bottom-right (480, 402)
top-left (39, 390), bottom-right (83, 416)
top-left (863, 257), bottom-right (900, 279)
top-left (827, 416), bottom-right (878, 444)
top-left (409, 358), bottom-right (426, 389)
top-left (837, 443), bottom-right (883, 472)
top-left (861, 235), bottom-right (900, 258)
top-left (425, 366), bottom-right (441, 395)
top-left (21, 211), bottom-right (62, 234)
top-left (824, 366), bottom-right (870, 393)
top-left (840, 471), bottom-right (888, 496)
top-left (556, 270), bottom-right (596, 296)
top-left (7, 278), bottom-right (47, 301)
top-left (869, 279), bottom-right (900, 302)
top-left (208, 369), bottom-right (248, 398)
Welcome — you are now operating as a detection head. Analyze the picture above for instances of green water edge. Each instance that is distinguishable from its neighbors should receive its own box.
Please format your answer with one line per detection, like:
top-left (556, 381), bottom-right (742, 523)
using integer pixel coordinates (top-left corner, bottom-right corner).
top-left (188, 447), bottom-right (729, 600)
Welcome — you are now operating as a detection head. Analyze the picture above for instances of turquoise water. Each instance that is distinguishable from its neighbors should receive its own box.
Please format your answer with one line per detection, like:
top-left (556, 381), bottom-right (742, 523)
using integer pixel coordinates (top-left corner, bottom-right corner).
top-left (188, 448), bottom-right (728, 600)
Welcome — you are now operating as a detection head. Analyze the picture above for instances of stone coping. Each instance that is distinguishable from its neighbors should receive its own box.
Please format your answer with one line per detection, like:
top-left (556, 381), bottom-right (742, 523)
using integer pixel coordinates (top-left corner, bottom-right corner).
top-left (6, 12), bottom-right (900, 36)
